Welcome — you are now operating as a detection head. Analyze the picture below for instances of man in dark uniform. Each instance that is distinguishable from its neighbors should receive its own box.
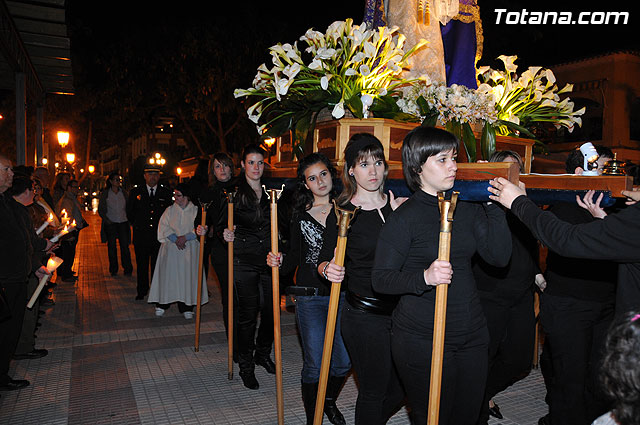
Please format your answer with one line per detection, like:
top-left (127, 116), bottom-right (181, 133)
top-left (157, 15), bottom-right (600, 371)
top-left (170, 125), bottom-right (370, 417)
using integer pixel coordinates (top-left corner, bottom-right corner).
top-left (127, 164), bottom-right (172, 300)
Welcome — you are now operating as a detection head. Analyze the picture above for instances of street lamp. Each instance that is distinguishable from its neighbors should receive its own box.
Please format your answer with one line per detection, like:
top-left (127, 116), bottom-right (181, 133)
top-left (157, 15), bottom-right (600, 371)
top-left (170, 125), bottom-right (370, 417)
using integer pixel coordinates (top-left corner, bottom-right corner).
top-left (88, 165), bottom-right (95, 174)
top-left (42, 158), bottom-right (48, 165)
top-left (57, 131), bottom-right (70, 148)
top-left (66, 152), bottom-right (75, 164)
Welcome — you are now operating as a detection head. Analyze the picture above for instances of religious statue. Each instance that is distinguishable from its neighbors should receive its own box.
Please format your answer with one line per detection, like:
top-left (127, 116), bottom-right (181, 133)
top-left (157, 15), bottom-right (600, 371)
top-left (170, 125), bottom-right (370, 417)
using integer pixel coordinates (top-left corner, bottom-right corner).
top-left (363, 0), bottom-right (483, 89)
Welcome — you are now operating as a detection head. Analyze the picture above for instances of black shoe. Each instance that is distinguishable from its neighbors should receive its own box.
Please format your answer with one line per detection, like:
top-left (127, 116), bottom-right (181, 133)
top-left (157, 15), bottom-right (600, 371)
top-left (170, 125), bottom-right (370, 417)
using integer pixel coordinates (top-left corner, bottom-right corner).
top-left (255, 356), bottom-right (276, 374)
top-left (239, 370), bottom-right (259, 390)
top-left (41, 298), bottom-right (55, 306)
top-left (302, 381), bottom-right (319, 425)
top-left (124, 270), bottom-right (133, 276)
top-left (110, 272), bottom-right (117, 276)
top-left (135, 295), bottom-right (145, 300)
top-left (538, 414), bottom-right (551, 425)
top-left (13, 349), bottom-right (48, 360)
top-left (488, 403), bottom-right (503, 420)
top-left (0, 379), bottom-right (30, 391)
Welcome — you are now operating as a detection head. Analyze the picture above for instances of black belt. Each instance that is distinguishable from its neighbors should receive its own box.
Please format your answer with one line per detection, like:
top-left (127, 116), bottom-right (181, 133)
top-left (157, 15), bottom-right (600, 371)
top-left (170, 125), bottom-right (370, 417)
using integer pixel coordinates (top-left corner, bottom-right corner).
top-left (346, 290), bottom-right (397, 316)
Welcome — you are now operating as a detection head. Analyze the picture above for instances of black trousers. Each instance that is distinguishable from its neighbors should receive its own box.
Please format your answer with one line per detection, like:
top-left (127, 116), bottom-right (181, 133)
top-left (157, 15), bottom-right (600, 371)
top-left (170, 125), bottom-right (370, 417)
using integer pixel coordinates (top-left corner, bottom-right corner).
top-left (0, 281), bottom-right (27, 385)
top-left (133, 233), bottom-right (160, 297)
top-left (234, 260), bottom-right (273, 370)
top-left (540, 293), bottom-right (614, 425)
top-left (105, 222), bottom-right (133, 275)
top-left (392, 324), bottom-right (489, 425)
top-left (58, 237), bottom-right (78, 278)
top-left (477, 288), bottom-right (535, 424)
top-left (341, 303), bottom-right (404, 425)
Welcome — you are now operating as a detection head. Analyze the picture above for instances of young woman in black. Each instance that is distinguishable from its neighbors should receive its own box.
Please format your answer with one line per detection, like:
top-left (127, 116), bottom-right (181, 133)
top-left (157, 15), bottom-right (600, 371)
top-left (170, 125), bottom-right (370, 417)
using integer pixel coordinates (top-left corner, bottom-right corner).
top-left (267, 153), bottom-right (350, 425)
top-left (317, 133), bottom-right (406, 425)
top-left (371, 126), bottom-right (512, 425)
top-left (222, 145), bottom-right (274, 390)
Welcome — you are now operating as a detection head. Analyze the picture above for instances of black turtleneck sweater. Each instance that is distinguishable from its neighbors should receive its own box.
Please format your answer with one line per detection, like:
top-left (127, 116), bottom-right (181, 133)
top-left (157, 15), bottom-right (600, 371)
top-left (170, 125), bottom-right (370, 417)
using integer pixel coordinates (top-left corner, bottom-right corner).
top-left (371, 190), bottom-right (512, 337)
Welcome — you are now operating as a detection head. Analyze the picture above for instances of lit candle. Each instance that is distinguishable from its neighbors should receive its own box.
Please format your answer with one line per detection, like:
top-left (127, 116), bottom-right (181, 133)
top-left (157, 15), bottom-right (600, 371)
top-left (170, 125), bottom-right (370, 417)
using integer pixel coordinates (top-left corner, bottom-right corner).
top-left (36, 213), bottom-right (54, 235)
top-left (60, 209), bottom-right (69, 225)
top-left (27, 256), bottom-right (63, 309)
top-left (50, 224), bottom-right (69, 243)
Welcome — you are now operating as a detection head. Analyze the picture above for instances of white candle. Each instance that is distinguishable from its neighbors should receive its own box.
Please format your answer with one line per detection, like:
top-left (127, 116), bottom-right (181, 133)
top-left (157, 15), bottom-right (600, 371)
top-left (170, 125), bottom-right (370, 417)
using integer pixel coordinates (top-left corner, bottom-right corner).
top-left (36, 213), bottom-right (54, 235)
top-left (50, 225), bottom-right (69, 243)
top-left (27, 256), bottom-right (63, 309)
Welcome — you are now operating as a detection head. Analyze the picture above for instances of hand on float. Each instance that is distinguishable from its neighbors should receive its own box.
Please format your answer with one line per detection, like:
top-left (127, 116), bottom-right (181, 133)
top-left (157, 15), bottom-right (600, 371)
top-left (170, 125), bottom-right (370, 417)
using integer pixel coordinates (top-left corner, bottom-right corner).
top-left (267, 251), bottom-right (282, 268)
top-left (389, 190), bottom-right (408, 211)
top-left (196, 224), bottom-right (208, 236)
top-left (223, 226), bottom-right (236, 242)
top-left (488, 177), bottom-right (526, 209)
top-left (576, 190), bottom-right (607, 219)
top-left (424, 260), bottom-right (452, 287)
top-left (621, 188), bottom-right (640, 205)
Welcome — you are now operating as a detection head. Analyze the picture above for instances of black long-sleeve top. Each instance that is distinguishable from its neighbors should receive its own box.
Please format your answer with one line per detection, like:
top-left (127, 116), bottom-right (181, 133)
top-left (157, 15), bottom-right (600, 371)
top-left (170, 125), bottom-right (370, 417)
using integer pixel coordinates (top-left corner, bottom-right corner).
top-left (224, 177), bottom-right (270, 265)
top-left (318, 197), bottom-right (394, 300)
top-left (196, 179), bottom-right (236, 262)
top-left (544, 202), bottom-right (616, 302)
top-left (473, 210), bottom-right (540, 297)
top-left (371, 191), bottom-right (512, 337)
top-left (281, 211), bottom-right (332, 295)
top-left (0, 194), bottom-right (47, 283)
top-left (511, 195), bottom-right (640, 315)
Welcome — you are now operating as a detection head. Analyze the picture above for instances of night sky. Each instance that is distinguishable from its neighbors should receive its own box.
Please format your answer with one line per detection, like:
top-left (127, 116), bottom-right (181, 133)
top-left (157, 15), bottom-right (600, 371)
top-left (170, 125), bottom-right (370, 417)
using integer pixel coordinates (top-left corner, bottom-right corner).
top-left (67, 0), bottom-right (637, 79)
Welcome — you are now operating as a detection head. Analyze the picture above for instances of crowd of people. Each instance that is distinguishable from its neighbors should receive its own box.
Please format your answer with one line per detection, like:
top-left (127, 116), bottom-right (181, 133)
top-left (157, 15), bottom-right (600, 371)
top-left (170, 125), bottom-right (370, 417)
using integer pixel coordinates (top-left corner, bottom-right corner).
top-left (1, 123), bottom-right (639, 425)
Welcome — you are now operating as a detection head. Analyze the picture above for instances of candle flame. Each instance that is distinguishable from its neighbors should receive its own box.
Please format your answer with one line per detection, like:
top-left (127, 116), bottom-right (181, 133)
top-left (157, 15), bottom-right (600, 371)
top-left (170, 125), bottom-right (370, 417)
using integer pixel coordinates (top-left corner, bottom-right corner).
top-left (48, 213), bottom-right (54, 222)
top-left (61, 209), bottom-right (68, 218)
top-left (71, 219), bottom-right (76, 227)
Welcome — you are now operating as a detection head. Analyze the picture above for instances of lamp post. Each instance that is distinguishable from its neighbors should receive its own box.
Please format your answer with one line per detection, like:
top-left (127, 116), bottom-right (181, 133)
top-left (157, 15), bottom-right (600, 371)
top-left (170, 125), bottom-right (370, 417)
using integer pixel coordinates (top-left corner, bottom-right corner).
top-left (57, 131), bottom-right (69, 148)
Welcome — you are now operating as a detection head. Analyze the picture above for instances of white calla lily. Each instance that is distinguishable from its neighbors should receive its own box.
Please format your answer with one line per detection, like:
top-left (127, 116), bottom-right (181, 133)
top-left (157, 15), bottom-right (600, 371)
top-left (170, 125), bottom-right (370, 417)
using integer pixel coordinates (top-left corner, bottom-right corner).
top-left (497, 55), bottom-right (518, 73)
top-left (332, 101), bottom-right (345, 119)
top-left (359, 64), bottom-right (371, 76)
top-left (321, 74), bottom-right (332, 90)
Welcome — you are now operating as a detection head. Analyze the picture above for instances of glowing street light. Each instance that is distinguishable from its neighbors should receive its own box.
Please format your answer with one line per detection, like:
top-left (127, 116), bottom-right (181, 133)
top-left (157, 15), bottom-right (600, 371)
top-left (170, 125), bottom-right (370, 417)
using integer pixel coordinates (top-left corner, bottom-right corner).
top-left (42, 158), bottom-right (48, 165)
top-left (176, 167), bottom-right (182, 175)
top-left (57, 131), bottom-right (70, 148)
top-left (66, 152), bottom-right (75, 163)
top-left (88, 165), bottom-right (95, 173)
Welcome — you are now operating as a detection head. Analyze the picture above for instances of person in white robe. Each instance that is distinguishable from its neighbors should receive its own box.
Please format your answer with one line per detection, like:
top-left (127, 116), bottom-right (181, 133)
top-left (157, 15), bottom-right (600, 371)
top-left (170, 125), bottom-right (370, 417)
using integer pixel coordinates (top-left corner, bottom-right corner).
top-left (148, 183), bottom-right (208, 319)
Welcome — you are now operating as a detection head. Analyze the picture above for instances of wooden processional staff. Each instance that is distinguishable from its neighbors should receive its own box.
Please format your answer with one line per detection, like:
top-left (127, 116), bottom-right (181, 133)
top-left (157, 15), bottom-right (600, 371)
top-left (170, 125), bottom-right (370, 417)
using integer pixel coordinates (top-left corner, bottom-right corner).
top-left (427, 191), bottom-right (458, 425)
top-left (194, 200), bottom-right (212, 352)
top-left (225, 189), bottom-right (236, 380)
top-left (314, 203), bottom-right (359, 425)
top-left (266, 186), bottom-right (285, 425)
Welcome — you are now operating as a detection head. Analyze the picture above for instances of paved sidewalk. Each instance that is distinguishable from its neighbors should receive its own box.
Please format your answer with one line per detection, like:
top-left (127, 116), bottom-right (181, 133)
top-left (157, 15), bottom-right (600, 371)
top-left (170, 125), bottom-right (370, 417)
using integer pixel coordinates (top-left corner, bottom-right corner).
top-left (0, 212), bottom-right (548, 425)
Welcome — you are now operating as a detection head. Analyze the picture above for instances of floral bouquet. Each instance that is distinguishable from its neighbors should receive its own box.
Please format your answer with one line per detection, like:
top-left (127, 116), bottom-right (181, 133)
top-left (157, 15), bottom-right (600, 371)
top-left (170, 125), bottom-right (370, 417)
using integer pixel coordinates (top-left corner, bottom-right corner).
top-left (476, 55), bottom-right (585, 157)
top-left (398, 80), bottom-right (497, 161)
top-left (234, 19), bottom-right (426, 159)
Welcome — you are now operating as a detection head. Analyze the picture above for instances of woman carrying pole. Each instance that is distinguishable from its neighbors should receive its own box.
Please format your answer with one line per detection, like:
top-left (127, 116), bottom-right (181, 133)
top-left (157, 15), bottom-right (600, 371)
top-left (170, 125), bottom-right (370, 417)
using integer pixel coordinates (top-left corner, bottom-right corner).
top-left (318, 134), bottom-right (406, 425)
top-left (222, 144), bottom-right (275, 390)
top-left (267, 153), bottom-right (350, 425)
top-left (371, 126), bottom-right (512, 425)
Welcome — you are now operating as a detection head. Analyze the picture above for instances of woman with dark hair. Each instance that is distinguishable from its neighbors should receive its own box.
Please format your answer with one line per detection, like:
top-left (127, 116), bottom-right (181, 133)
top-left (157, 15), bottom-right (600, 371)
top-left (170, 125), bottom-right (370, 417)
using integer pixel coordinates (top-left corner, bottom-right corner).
top-left (317, 133), bottom-right (406, 425)
top-left (592, 311), bottom-right (640, 425)
top-left (222, 144), bottom-right (275, 390)
top-left (198, 152), bottom-right (237, 336)
top-left (98, 172), bottom-right (133, 276)
top-left (51, 172), bottom-right (71, 207)
top-left (148, 182), bottom-right (208, 318)
top-left (473, 150), bottom-right (543, 423)
top-left (267, 153), bottom-right (350, 425)
top-left (371, 126), bottom-right (512, 425)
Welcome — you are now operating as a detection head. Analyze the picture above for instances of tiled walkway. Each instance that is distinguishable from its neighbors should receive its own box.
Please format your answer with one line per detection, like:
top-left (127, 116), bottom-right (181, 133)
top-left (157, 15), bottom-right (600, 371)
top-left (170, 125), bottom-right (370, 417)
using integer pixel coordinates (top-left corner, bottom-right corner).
top-left (1, 212), bottom-right (548, 424)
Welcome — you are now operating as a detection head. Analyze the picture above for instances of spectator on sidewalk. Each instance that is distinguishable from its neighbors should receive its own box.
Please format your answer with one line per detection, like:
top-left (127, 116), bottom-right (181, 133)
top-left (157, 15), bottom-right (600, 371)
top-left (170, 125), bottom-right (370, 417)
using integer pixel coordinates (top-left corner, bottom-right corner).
top-left (51, 172), bottom-right (70, 207)
top-left (32, 166), bottom-right (55, 209)
top-left (10, 176), bottom-right (50, 360)
top-left (98, 172), bottom-right (133, 276)
top-left (0, 156), bottom-right (50, 393)
top-left (56, 179), bottom-right (88, 282)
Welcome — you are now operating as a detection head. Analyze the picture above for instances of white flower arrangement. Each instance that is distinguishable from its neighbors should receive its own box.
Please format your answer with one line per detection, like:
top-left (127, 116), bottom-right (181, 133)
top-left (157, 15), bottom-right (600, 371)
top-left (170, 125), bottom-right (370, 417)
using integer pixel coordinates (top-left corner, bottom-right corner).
top-left (234, 18), bottom-right (426, 158)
